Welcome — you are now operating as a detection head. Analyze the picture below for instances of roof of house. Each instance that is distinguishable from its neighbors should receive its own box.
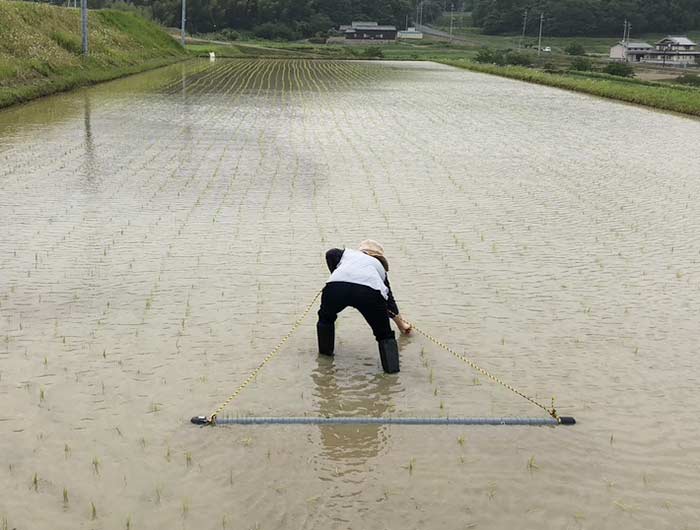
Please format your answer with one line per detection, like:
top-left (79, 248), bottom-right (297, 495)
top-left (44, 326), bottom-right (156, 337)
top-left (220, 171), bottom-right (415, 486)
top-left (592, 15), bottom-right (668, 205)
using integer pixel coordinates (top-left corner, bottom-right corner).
top-left (657, 36), bottom-right (697, 46)
top-left (615, 41), bottom-right (653, 48)
top-left (344, 25), bottom-right (397, 32)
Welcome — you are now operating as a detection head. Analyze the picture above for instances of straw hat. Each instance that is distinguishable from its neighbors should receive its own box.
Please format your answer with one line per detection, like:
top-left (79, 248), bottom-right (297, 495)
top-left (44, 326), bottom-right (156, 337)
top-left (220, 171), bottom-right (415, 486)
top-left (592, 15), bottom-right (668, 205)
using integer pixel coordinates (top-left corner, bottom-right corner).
top-left (358, 239), bottom-right (389, 271)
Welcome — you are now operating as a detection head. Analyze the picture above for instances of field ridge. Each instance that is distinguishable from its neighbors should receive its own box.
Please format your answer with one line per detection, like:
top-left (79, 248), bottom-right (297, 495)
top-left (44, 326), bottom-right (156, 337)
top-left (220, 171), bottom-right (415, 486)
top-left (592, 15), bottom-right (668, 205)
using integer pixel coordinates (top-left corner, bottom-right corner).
top-left (0, 1), bottom-right (188, 108)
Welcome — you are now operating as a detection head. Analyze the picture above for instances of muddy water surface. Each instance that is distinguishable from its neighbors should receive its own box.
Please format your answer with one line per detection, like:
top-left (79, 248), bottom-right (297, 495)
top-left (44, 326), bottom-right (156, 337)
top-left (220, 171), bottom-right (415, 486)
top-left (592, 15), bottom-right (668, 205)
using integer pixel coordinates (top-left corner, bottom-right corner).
top-left (1, 59), bottom-right (699, 530)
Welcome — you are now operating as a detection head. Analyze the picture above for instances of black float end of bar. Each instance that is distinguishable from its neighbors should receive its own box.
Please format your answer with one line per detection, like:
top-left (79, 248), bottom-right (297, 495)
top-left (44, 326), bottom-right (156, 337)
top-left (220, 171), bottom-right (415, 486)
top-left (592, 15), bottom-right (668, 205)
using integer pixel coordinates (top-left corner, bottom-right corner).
top-left (191, 416), bottom-right (209, 425)
top-left (559, 416), bottom-right (576, 425)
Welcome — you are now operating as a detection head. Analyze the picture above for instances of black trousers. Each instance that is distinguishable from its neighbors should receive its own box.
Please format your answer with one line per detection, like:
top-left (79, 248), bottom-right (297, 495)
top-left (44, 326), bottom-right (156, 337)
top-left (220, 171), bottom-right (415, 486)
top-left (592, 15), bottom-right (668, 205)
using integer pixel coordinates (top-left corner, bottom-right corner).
top-left (318, 282), bottom-right (394, 342)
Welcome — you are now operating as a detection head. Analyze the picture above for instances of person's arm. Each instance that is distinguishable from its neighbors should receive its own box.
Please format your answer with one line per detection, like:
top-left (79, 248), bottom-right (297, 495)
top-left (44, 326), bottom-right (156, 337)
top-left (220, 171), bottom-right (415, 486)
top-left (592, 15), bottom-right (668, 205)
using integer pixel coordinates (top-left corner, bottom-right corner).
top-left (325, 248), bottom-right (344, 273)
top-left (385, 276), bottom-right (411, 334)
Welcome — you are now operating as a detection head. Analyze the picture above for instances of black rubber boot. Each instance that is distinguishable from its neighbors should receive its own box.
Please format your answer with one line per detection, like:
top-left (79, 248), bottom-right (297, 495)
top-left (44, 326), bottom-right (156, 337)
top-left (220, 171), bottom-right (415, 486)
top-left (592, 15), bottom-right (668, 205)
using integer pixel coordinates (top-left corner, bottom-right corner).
top-left (378, 335), bottom-right (400, 373)
top-left (317, 322), bottom-right (335, 356)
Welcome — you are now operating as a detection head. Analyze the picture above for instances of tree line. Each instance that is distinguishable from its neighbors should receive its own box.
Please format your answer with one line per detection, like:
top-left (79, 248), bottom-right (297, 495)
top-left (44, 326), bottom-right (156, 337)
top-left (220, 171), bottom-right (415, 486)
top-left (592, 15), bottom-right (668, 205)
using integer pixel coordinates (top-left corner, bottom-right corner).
top-left (472, 0), bottom-right (700, 37)
top-left (34, 0), bottom-right (700, 38)
top-left (79, 0), bottom-right (417, 38)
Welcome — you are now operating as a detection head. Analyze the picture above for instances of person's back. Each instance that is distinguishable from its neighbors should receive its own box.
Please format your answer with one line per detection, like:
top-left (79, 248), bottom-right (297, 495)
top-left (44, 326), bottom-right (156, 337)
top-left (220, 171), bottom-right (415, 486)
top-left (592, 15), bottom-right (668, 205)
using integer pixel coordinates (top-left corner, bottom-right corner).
top-left (317, 240), bottom-right (410, 373)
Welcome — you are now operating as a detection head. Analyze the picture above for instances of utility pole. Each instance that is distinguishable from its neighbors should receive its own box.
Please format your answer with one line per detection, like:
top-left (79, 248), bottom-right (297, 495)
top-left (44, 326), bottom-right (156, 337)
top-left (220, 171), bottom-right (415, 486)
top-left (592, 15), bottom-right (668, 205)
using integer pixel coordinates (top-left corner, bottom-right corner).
top-left (537, 12), bottom-right (544, 56)
top-left (449, 3), bottom-right (454, 42)
top-left (519, 8), bottom-right (528, 49)
top-left (81, 0), bottom-right (88, 56)
top-left (181, 0), bottom-right (186, 46)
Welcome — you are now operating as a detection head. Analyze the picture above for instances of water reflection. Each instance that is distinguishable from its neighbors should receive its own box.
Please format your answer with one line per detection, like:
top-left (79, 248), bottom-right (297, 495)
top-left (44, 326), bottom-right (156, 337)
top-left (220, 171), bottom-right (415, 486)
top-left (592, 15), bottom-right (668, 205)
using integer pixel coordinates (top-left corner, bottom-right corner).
top-left (81, 92), bottom-right (98, 192)
top-left (311, 355), bottom-right (401, 464)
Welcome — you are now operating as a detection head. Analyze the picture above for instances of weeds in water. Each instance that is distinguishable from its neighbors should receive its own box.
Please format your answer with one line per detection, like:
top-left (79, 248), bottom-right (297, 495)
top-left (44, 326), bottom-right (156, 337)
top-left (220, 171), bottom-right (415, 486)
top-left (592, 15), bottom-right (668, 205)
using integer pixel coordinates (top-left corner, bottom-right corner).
top-left (527, 456), bottom-right (539, 471)
top-left (487, 483), bottom-right (497, 500)
top-left (404, 458), bottom-right (416, 475)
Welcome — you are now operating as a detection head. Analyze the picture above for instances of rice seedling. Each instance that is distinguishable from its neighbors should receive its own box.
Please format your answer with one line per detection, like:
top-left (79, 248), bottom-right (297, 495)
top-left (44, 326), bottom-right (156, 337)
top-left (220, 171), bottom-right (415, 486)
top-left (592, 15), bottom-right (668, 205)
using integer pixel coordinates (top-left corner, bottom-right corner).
top-left (63, 487), bottom-right (69, 507)
top-left (527, 456), bottom-right (539, 471)
top-left (165, 446), bottom-right (171, 462)
top-left (403, 458), bottom-right (416, 475)
top-left (31, 472), bottom-right (38, 492)
top-left (185, 451), bottom-right (192, 468)
top-left (182, 499), bottom-right (189, 518)
top-left (126, 515), bottom-right (132, 529)
top-left (39, 388), bottom-right (45, 402)
top-left (457, 435), bottom-right (465, 447)
top-left (92, 456), bottom-right (100, 475)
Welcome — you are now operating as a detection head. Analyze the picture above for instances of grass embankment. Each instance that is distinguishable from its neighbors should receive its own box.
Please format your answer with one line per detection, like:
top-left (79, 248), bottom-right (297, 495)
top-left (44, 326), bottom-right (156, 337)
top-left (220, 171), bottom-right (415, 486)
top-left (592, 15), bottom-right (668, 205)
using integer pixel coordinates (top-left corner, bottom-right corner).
top-left (0, 1), bottom-right (188, 108)
top-left (440, 59), bottom-right (700, 116)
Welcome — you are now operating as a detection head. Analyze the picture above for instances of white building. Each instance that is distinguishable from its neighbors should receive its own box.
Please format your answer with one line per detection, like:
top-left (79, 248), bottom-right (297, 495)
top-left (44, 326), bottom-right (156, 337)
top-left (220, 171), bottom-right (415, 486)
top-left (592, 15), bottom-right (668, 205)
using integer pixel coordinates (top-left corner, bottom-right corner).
top-left (398, 27), bottom-right (423, 40)
top-left (609, 41), bottom-right (654, 62)
top-left (610, 36), bottom-right (699, 66)
top-left (652, 36), bottom-right (699, 66)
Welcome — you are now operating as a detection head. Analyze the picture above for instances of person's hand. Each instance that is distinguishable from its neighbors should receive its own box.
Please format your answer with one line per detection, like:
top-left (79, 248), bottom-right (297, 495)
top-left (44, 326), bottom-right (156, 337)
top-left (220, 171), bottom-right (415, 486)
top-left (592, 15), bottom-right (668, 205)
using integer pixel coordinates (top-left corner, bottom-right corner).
top-left (398, 320), bottom-right (412, 335)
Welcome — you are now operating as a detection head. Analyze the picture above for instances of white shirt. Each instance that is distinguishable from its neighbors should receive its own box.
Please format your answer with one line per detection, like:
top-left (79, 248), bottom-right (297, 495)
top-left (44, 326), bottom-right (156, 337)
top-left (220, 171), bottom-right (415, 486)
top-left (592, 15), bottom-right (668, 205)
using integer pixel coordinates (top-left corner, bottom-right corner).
top-left (327, 249), bottom-right (389, 299)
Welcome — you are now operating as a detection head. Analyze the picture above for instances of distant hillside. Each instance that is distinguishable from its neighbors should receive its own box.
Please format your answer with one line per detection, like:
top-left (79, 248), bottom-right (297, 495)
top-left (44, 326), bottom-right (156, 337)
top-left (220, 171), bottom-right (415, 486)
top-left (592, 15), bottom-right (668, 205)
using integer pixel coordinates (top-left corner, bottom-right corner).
top-left (0, 1), bottom-right (188, 108)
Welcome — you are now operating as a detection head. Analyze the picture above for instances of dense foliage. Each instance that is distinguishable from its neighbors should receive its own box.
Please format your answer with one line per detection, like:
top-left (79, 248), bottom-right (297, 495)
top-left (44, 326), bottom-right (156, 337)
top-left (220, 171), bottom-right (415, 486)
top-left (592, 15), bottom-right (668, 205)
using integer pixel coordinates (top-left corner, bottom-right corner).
top-left (472, 0), bottom-right (700, 36)
top-left (82, 0), bottom-right (414, 37)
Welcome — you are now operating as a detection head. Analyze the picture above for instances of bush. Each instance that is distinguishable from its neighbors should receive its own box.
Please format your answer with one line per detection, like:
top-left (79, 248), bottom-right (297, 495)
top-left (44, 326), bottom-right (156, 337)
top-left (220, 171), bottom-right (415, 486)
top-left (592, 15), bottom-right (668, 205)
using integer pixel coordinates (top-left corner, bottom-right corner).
top-left (475, 48), bottom-right (533, 67)
top-left (308, 37), bottom-right (327, 44)
top-left (504, 51), bottom-right (532, 66)
top-left (352, 47), bottom-right (384, 59)
top-left (603, 62), bottom-right (635, 77)
top-left (252, 22), bottom-right (299, 41)
top-left (570, 56), bottom-right (593, 71)
top-left (565, 42), bottom-right (586, 56)
top-left (219, 28), bottom-right (240, 41)
top-left (675, 73), bottom-right (700, 86)
top-left (474, 47), bottom-right (504, 65)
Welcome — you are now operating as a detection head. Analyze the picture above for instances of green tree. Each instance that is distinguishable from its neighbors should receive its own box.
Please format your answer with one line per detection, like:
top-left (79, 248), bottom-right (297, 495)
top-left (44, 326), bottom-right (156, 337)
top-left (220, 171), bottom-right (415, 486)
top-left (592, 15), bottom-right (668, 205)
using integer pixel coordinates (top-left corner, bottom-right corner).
top-left (603, 62), bottom-right (635, 77)
top-left (570, 56), bottom-right (593, 71)
top-left (565, 42), bottom-right (586, 56)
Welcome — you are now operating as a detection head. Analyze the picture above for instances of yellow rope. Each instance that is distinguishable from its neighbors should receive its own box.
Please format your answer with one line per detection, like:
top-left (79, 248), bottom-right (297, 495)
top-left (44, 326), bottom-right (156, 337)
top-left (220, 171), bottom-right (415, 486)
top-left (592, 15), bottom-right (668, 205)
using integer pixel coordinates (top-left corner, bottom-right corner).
top-left (391, 312), bottom-right (558, 421)
top-left (206, 287), bottom-right (556, 424)
top-left (207, 289), bottom-right (323, 424)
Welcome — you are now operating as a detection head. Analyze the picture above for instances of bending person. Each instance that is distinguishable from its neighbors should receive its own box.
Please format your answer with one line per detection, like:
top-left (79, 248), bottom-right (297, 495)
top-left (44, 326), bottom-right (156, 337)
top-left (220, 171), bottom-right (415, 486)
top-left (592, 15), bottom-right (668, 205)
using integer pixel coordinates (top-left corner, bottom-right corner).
top-left (317, 240), bottom-right (411, 373)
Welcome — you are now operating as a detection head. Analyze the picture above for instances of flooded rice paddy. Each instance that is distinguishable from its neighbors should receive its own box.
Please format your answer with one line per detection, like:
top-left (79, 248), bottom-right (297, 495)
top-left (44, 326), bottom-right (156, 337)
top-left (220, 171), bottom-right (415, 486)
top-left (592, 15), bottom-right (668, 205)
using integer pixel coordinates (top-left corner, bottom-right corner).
top-left (1, 59), bottom-right (700, 529)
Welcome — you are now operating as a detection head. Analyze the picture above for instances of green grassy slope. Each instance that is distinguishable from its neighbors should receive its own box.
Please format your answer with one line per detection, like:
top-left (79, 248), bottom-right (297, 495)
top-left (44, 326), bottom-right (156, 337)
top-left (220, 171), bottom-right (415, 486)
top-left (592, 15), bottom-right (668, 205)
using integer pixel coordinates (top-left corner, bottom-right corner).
top-left (0, 1), bottom-right (188, 108)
